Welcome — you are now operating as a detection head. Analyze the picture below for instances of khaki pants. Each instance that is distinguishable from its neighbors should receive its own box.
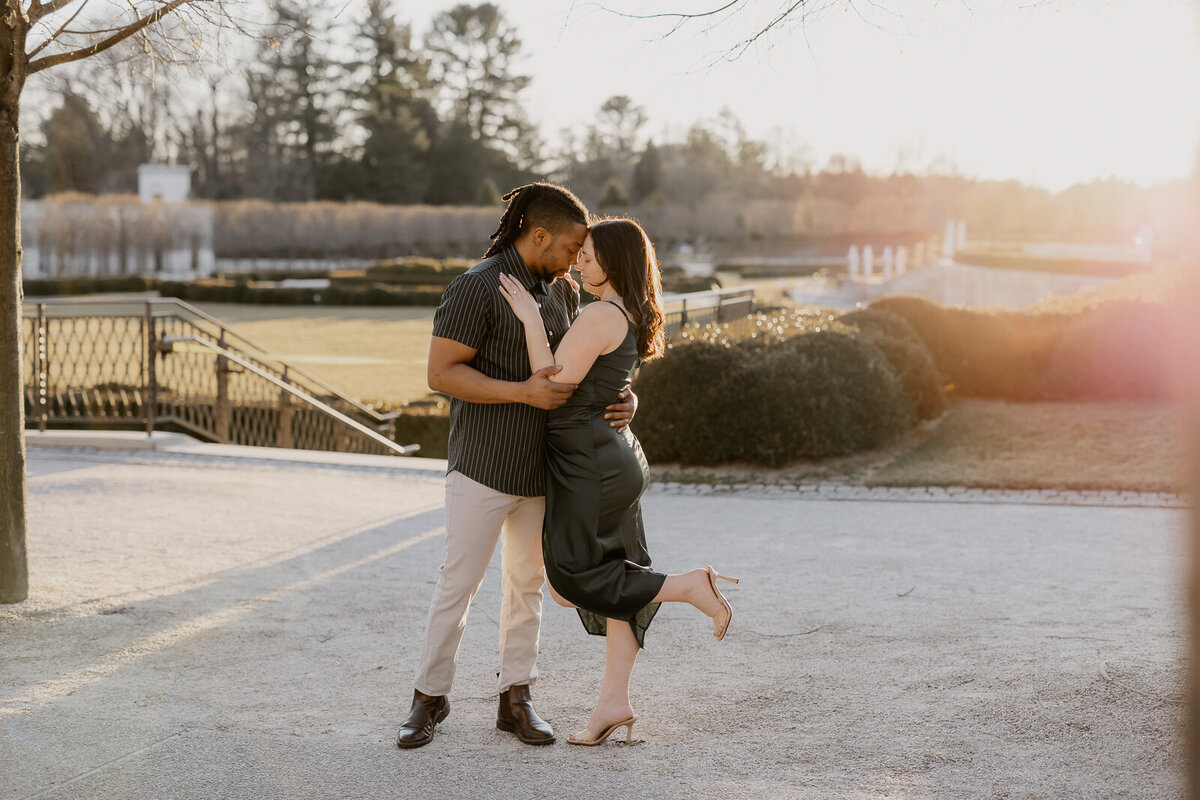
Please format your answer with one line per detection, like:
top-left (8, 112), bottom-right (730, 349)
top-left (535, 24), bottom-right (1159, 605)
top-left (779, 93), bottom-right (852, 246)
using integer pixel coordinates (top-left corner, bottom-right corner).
top-left (413, 470), bottom-right (546, 696)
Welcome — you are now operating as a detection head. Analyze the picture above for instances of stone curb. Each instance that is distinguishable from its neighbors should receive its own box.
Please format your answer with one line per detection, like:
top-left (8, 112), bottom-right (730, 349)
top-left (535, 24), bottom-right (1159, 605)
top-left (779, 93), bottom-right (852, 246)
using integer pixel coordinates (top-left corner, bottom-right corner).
top-left (651, 482), bottom-right (1189, 509)
top-left (26, 430), bottom-right (448, 476)
top-left (26, 432), bottom-right (1186, 510)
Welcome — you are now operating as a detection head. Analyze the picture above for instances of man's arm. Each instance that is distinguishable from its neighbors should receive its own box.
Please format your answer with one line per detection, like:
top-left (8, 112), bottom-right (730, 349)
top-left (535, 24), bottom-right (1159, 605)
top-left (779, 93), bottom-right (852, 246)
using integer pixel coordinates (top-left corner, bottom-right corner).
top-left (428, 336), bottom-right (576, 409)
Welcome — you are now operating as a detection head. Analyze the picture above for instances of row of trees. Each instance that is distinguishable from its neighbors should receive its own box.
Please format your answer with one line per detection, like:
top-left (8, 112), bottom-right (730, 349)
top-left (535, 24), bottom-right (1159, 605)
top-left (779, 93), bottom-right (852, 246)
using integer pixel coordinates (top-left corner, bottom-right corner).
top-left (23, 1), bottom-right (536, 204)
top-left (20, 0), bottom-right (1188, 244)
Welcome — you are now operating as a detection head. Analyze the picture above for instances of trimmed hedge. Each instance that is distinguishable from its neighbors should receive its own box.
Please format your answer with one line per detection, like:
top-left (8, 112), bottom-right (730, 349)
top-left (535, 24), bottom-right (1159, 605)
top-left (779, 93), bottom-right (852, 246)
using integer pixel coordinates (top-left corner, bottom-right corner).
top-left (630, 341), bottom-right (747, 464)
top-left (835, 309), bottom-right (947, 421)
top-left (384, 396), bottom-right (453, 458)
top-left (23, 256), bottom-right (474, 305)
top-left (868, 294), bottom-right (1171, 402)
top-left (233, 269), bottom-right (334, 282)
top-left (366, 257), bottom-right (472, 281)
top-left (157, 280), bottom-right (444, 306)
top-left (1040, 301), bottom-right (1170, 401)
top-left (868, 295), bottom-right (1041, 399)
top-left (392, 414), bottom-right (450, 459)
top-left (633, 321), bottom-right (921, 466)
top-left (24, 275), bottom-right (155, 296)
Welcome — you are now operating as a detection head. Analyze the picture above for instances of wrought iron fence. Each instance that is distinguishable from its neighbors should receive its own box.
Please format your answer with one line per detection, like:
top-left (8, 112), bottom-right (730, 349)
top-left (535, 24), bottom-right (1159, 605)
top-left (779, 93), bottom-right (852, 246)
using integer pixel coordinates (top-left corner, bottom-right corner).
top-left (21, 298), bottom-right (416, 456)
top-left (662, 287), bottom-right (755, 335)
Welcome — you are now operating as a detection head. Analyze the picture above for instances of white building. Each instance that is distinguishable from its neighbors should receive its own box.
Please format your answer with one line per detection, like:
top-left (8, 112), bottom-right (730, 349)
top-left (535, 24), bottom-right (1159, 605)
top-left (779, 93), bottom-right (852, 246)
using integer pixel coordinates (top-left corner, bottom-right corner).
top-left (138, 164), bottom-right (192, 203)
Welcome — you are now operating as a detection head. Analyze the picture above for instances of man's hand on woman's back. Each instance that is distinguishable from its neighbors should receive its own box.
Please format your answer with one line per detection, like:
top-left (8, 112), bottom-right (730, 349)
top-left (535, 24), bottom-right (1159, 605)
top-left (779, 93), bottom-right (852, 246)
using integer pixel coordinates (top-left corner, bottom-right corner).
top-left (605, 388), bottom-right (637, 432)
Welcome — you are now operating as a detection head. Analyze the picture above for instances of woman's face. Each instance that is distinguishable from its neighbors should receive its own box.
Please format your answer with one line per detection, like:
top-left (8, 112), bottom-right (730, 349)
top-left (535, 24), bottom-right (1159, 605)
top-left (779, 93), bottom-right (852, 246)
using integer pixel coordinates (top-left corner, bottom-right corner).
top-left (575, 234), bottom-right (609, 295)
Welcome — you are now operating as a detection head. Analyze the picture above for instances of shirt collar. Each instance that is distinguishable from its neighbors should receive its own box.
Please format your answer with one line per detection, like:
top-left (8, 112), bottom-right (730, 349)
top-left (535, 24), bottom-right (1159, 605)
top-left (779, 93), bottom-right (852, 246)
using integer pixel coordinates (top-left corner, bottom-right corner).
top-left (502, 246), bottom-right (550, 297)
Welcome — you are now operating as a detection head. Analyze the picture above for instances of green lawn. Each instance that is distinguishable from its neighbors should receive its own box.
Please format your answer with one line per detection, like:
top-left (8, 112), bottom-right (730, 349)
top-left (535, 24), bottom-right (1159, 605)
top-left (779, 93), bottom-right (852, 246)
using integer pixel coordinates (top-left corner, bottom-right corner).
top-left (193, 303), bottom-right (436, 404)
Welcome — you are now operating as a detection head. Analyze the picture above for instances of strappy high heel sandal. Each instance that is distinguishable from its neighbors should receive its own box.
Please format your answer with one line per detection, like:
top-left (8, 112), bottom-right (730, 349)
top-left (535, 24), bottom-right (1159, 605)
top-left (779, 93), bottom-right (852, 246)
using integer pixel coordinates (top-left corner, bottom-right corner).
top-left (567, 715), bottom-right (638, 746)
top-left (706, 566), bottom-right (740, 641)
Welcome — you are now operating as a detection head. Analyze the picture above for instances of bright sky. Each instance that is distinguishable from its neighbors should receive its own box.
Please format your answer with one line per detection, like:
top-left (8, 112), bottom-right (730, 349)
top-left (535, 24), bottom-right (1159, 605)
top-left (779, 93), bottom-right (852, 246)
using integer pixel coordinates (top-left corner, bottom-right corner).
top-left (412, 0), bottom-right (1200, 191)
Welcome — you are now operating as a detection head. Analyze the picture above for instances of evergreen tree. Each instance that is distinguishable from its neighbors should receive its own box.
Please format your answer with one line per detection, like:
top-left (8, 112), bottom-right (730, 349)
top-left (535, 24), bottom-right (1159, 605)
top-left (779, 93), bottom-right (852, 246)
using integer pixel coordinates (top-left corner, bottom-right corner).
top-left (425, 3), bottom-right (537, 200)
top-left (595, 95), bottom-right (647, 166)
top-left (355, 0), bottom-right (437, 204)
top-left (598, 177), bottom-right (630, 208)
top-left (251, 1), bottom-right (338, 200)
top-left (236, 65), bottom-right (290, 201)
top-left (631, 140), bottom-right (662, 203)
top-left (424, 118), bottom-right (493, 205)
top-left (41, 93), bottom-right (110, 194)
top-left (475, 176), bottom-right (502, 206)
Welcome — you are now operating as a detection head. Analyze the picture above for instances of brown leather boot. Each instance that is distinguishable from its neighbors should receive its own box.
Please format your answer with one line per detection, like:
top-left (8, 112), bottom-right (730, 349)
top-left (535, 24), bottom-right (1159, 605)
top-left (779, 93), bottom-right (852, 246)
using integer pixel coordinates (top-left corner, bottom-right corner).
top-left (496, 684), bottom-right (555, 745)
top-left (397, 690), bottom-right (449, 749)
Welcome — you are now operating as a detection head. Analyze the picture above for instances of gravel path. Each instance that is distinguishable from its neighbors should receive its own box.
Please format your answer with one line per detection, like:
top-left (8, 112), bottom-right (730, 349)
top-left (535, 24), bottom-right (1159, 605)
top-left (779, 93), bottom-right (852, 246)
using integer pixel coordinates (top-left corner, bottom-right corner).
top-left (0, 448), bottom-right (1186, 799)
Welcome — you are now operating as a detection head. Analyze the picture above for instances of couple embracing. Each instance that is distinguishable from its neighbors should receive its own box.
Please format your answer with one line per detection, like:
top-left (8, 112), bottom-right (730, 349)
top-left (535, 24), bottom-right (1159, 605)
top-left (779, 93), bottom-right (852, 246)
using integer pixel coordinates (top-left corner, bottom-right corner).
top-left (398, 181), bottom-right (738, 749)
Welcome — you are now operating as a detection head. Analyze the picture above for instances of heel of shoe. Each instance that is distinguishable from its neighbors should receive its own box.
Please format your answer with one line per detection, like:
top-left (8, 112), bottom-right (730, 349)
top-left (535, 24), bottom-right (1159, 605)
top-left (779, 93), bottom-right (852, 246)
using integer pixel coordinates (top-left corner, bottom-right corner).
top-left (707, 566), bottom-right (740, 585)
top-left (622, 717), bottom-right (637, 743)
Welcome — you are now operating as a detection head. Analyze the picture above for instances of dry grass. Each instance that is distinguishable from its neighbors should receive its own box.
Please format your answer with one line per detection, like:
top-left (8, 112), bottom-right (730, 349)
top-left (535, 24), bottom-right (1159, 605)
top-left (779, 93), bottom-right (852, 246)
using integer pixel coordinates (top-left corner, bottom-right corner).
top-left (193, 303), bottom-right (436, 404)
top-left (864, 399), bottom-right (1185, 492)
top-left (652, 399), bottom-right (1184, 493)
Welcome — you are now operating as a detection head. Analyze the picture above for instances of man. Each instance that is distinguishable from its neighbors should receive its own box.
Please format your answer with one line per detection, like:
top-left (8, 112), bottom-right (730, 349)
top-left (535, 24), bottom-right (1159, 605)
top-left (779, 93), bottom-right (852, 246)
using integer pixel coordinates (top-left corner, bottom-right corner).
top-left (398, 182), bottom-right (636, 749)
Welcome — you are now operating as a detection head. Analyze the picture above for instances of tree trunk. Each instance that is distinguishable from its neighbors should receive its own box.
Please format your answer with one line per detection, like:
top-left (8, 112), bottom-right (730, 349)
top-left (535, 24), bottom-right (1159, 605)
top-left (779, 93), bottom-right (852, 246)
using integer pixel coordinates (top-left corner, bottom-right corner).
top-left (0, 7), bottom-right (28, 603)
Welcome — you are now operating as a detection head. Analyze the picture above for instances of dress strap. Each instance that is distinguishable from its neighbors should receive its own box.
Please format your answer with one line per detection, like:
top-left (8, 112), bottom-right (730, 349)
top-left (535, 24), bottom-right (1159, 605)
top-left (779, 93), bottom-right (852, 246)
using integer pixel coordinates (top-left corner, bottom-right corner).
top-left (605, 299), bottom-right (634, 326)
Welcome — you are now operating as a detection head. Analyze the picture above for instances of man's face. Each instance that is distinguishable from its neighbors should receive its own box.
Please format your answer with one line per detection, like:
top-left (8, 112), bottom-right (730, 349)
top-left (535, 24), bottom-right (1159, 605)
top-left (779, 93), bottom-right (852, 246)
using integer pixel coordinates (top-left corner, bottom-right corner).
top-left (534, 222), bottom-right (588, 280)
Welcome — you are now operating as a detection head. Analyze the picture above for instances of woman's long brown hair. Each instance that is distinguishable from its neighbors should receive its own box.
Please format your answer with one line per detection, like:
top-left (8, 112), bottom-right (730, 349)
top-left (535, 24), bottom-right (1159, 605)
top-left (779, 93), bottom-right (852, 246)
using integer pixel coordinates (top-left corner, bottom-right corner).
top-left (589, 218), bottom-right (665, 361)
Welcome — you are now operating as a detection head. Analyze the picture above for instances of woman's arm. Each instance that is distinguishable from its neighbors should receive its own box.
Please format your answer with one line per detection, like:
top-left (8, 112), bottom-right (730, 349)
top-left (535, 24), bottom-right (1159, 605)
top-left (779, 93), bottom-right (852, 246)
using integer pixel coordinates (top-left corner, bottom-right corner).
top-left (497, 273), bottom-right (556, 373)
top-left (498, 274), bottom-right (628, 384)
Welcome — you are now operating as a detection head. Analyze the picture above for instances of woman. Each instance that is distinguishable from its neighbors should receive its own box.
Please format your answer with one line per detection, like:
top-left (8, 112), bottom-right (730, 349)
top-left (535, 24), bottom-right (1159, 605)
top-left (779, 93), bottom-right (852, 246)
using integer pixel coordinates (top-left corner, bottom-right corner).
top-left (497, 217), bottom-right (739, 746)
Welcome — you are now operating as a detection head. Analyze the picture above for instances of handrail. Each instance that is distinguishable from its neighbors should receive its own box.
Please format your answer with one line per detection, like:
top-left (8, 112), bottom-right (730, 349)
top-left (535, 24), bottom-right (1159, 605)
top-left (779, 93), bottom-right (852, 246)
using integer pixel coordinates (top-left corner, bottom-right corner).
top-left (22, 296), bottom-right (392, 423)
top-left (158, 335), bottom-right (418, 456)
top-left (157, 311), bottom-right (395, 423)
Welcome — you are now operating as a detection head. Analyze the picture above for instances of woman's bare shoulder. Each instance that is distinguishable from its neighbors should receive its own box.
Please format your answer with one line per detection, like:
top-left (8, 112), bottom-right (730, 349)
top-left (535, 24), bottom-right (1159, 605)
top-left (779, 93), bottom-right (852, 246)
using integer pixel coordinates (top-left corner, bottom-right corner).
top-left (560, 301), bottom-right (628, 353)
top-left (574, 300), bottom-right (629, 330)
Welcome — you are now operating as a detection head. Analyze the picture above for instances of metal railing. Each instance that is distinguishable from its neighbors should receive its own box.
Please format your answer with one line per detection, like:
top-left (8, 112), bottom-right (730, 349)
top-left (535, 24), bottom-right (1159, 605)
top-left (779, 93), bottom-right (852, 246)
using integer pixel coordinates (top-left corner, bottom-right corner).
top-left (662, 287), bottom-right (755, 335)
top-left (21, 297), bottom-right (417, 456)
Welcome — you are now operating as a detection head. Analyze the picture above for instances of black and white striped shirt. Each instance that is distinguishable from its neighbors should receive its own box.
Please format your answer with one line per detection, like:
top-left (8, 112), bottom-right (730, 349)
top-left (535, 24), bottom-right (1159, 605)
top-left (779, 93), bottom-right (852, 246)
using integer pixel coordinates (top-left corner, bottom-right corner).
top-left (432, 246), bottom-right (579, 497)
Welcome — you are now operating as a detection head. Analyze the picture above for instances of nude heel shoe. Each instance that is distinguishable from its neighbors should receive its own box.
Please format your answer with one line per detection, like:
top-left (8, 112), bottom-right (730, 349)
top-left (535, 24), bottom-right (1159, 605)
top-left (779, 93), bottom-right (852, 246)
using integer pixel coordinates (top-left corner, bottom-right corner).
top-left (567, 715), bottom-right (637, 746)
top-left (706, 566), bottom-right (740, 641)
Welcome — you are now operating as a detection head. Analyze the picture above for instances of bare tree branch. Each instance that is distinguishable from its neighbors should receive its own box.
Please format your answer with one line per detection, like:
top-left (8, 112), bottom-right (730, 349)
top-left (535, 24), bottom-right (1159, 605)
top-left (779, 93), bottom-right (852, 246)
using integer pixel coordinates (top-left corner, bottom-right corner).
top-left (28, 0), bottom-right (191, 74)
top-left (596, 0), bottom-right (855, 60)
top-left (29, 0), bottom-right (81, 23)
top-left (720, 0), bottom-right (809, 60)
top-left (27, 0), bottom-right (89, 58)
top-left (592, 0), bottom-right (745, 37)
top-left (593, 0), bottom-right (743, 21)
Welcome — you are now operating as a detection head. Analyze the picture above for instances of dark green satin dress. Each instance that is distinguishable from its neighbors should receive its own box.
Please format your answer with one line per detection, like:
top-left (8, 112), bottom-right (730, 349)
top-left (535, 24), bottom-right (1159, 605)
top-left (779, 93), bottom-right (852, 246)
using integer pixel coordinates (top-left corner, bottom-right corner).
top-left (543, 306), bottom-right (665, 648)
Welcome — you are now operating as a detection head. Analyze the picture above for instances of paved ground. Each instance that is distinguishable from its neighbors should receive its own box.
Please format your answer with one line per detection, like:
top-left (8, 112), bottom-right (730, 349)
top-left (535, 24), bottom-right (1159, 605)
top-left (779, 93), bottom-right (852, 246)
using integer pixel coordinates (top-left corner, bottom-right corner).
top-left (0, 445), bottom-right (1188, 799)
